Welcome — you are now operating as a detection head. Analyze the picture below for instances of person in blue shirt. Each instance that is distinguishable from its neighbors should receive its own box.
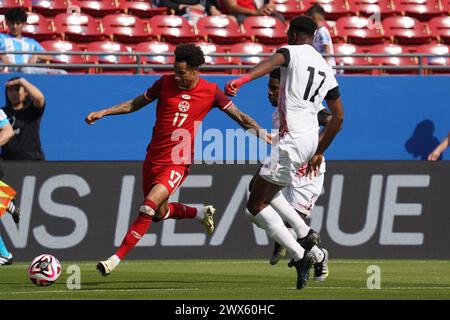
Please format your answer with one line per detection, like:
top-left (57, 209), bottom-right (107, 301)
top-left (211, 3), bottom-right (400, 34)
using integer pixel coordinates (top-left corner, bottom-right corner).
top-left (0, 8), bottom-right (66, 74)
top-left (305, 5), bottom-right (336, 69)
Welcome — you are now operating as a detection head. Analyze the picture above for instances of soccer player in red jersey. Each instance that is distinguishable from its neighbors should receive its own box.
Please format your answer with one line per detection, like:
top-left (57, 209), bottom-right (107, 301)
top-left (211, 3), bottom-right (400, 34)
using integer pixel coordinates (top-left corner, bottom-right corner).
top-left (85, 44), bottom-right (270, 276)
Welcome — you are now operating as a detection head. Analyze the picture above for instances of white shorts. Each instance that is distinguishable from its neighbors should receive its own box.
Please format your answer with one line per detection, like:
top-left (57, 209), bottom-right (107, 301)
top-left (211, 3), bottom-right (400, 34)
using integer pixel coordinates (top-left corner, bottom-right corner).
top-left (259, 131), bottom-right (318, 186)
top-left (282, 160), bottom-right (325, 216)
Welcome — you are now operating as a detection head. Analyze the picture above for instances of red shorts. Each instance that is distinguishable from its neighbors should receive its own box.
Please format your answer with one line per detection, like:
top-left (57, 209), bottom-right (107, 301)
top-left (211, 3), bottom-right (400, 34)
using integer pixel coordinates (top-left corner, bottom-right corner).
top-left (142, 158), bottom-right (190, 197)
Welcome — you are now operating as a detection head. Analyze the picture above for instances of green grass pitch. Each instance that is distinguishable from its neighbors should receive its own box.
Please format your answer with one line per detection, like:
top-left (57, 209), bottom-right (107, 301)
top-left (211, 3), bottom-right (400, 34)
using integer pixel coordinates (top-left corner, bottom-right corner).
top-left (1, 259), bottom-right (449, 300)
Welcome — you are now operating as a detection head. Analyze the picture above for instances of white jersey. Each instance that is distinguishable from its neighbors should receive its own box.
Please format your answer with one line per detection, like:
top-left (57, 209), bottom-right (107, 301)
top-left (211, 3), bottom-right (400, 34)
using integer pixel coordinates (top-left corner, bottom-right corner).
top-left (277, 44), bottom-right (338, 137)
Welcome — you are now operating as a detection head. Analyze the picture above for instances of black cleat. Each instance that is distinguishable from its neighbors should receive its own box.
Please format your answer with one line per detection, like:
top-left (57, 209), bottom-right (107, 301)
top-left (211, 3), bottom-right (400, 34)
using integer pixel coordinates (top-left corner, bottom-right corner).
top-left (11, 206), bottom-right (20, 225)
top-left (269, 241), bottom-right (286, 265)
top-left (96, 262), bottom-right (107, 276)
top-left (290, 251), bottom-right (316, 289)
top-left (298, 229), bottom-right (321, 251)
top-left (7, 200), bottom-right (20, 225)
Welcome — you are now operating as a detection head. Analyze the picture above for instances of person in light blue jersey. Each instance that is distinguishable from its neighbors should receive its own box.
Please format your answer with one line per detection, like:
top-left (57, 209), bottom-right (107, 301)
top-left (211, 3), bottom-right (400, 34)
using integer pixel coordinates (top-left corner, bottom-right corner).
top-left (305, 5), bottom-right (336, 70)
top-left (0, 8), bottom-right (66, 74)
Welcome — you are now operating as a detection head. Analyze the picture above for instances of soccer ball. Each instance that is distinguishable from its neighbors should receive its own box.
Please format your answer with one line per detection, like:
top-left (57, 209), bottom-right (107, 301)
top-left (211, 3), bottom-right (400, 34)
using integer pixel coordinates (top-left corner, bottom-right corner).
top-left (27, 254), bottom-right (61, 286)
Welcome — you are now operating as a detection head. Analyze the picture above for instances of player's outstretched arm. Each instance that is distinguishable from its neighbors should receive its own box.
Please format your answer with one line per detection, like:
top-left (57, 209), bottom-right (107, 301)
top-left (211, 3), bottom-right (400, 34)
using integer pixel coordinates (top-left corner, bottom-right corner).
top-left (428, 133), bottom-right (449, 161)
top-left (224, 104), bottom-right (271, 144)
top-left (85, 94), bottom-right (153, 125)
top-left (224, 53), bottom-right (285, 97)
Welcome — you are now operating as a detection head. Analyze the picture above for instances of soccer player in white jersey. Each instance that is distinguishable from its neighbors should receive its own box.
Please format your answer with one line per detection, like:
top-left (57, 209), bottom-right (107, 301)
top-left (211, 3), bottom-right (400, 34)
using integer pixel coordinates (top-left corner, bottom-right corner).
top-left (225, 15), bottom-right (344, 289)
top-left (246, 68), bottom-right (330, 281)
top-left (269, 68), bottom-right (330, 281)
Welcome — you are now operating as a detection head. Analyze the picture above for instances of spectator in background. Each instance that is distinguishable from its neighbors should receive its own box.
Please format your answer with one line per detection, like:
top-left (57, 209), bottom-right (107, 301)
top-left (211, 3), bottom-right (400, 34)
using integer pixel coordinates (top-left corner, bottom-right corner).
top-left (428, 133), bottom-right (449, 161)
top-left (305, 5), bottom-right (336, 69)
top-left (219, 0), bottom-right (285, 24)
top-left (0, 8), bottom-right (66, 74)
top-left (1, 77), bottom-right (46, 160)
top-left (159, 0), bottom-right (223, 24)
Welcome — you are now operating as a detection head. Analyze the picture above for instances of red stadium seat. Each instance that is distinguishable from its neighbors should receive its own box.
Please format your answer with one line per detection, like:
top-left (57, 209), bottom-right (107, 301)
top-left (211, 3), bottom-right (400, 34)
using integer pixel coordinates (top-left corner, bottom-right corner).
top-left (103, 14), bottom-right (153, 43)
top-left (242, 16), bottom-right (287, 45)
top-left (196, 41), bottom-right (232, 73)
top-left (302, 0), bottom-right (349, 20)
top-left (21, 12), bottom-right (58, 41)
top-left (71, 0), bottom-right (121, 17)
top-left (54, 13), bottom-right (105, 42)
top-left (442, 0), bottom-right (450, 13)
top-left (86, 40), bottom-right (136, 73)
top-left (121, 1), bottom-right (168, 18)
top-left (196, 16), bottom-right (246, 44)
top-left (135, 40), bottom-right (175, 65)
top-left (333, 42), bottom-right (373, 73)
top-left (32, 0), bottom-right (69, 17)
top-left (392, 0), bottom-right (442, 21)
top-left (382, 16), bottom-right (431, 45)
top-left (40, 39), bottom-right (90, 72)
top-left (273, 0), bottom-right (303, 20)
top-left (347, 0), bottom-right (396, 18)
top-left (149, 15), bottom-right (200, 44)
top-left (369, 43), bottom-right (418, 73)
top-left (229, 42), bottom-right (272, 67)
top-left (415, 43), bottom-right (449, 72)
top-left (335, 16), bottom-right (384, 44)
top-left (0, 0), bottom-right (29, 14)
top-left (429, 16), bottom-right (450, 44)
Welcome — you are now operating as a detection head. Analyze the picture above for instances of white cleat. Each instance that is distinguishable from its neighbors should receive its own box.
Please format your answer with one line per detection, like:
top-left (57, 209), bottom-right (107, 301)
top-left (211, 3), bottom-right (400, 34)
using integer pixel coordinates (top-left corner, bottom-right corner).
top-left (201, 205), bottom-right (216, 235)
top-left (313, 248), bottom-right (329, 282)
top-left (96, 255), bottom-right (120, 276)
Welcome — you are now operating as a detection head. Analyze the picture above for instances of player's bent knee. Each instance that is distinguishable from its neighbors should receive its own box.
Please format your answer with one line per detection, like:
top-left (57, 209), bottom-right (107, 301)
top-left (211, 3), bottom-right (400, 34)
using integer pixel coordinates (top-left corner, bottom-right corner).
top-left (246, 200), bottom-right (265, 216)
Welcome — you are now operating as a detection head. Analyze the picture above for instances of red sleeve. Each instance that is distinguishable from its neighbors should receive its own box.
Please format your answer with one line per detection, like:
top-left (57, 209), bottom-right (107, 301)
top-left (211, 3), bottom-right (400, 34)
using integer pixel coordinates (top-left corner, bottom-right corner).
top-left (144, 76), bottom-right (164, 101)
top-left (213, 86), bottom-right (233, 111)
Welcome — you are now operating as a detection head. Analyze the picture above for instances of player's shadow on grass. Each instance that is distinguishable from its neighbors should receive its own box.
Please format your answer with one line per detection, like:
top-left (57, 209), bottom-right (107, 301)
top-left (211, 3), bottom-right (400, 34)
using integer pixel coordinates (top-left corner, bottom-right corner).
top-left (405, 119), bottom-right (442, 160)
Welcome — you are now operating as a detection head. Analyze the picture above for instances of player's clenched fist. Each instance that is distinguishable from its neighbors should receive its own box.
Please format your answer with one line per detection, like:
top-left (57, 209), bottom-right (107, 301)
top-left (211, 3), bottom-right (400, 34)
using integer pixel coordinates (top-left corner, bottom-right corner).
top-left (224, 74), bottom-right (251, 97)
top-left (85, 110), bottom-right (106, 125)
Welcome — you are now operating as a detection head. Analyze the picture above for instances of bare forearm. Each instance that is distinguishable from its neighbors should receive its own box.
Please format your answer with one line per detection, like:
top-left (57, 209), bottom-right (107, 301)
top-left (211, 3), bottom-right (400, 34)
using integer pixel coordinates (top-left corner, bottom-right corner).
top-left (20, 78), bottom-right (45, 107)
top-left (315, 116), bottom-right (343, 155)
top-left (103, 100), bottom-right (135, 116)
top-left (247, 53), bottom-right (285, 82)
top-left (436, 137), bottom-right (449, 153)
top-left (104, 95), bottom-right (149, 116)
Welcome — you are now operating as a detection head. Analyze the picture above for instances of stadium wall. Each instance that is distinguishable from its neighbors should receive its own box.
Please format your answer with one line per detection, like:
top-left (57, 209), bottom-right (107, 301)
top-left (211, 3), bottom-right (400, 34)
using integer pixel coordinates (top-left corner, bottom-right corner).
top-left (0, 74), bottom-right (449, 161)
top-left (1, 161), bottom-right (449, 261)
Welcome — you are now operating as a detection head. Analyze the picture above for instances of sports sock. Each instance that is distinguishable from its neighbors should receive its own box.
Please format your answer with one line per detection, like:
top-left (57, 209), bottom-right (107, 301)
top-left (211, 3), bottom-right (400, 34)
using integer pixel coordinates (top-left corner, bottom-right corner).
top-left (0, 234), bottom-right (10, 257)
top-left (254, 205), bottom-right (305, 261)
top-left (115, 199), bottom-right (157, 260)
top-left (270, 192), bottom-right (310, 239)
top-left (164, 203), bottom-right (198, 220)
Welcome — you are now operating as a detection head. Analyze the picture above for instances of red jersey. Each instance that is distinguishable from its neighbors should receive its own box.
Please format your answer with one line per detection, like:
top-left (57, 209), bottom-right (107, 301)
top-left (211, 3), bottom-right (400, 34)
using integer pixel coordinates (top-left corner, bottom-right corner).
top-left (144, 75), bottom-right (232, 165)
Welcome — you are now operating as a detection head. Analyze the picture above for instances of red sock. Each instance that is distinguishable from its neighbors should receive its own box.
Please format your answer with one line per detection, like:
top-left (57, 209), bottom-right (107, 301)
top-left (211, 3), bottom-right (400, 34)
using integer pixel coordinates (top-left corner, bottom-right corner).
top-left (115, 200), bottom-right (157, 260)
top-left (164, 202), bottom-right (197, 220)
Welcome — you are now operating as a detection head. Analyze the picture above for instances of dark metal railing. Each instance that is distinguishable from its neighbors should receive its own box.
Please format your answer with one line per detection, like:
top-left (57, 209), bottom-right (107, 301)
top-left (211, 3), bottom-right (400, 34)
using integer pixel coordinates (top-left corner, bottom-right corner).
top-left (1, 50), bottom-right (449, 74)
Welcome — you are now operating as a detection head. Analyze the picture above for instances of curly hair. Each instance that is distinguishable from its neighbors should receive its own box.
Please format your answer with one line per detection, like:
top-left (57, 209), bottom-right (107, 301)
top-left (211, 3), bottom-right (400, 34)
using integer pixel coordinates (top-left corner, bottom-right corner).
top-left (289, 15), bottom-right (318, 38)
top-left (174, 44), bottom-right (205, 68)
top-left (5, 7), bottom-right (28, 24)
top-left (305, 5), bottom-right (326, 18)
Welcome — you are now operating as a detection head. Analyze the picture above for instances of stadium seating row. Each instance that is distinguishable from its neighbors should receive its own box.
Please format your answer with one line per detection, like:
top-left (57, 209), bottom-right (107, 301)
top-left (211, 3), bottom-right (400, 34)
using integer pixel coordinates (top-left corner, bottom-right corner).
top-left (1, 13), bottom-right (449, 45)
top-left (37, 39), bottom-right (449, 74)
top-left (0, 0), bottom-right (449, 21)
